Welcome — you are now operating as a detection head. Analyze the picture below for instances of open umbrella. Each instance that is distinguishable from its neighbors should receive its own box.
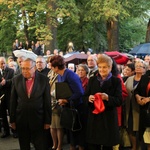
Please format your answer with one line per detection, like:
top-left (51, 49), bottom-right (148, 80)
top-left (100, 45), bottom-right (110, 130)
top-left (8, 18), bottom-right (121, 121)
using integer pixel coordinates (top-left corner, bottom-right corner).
top-left (129, 43), bottom-right (150, 55)
top-left (64, 52), bottom-right (88, 65)
top-left (13, 49), bottom-right (37, 61)
top-left (104, 51), bottom-right (129, 64)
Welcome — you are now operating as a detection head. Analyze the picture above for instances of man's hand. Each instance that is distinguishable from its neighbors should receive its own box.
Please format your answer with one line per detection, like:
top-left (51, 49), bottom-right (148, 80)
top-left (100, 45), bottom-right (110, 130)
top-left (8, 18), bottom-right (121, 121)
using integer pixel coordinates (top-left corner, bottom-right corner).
top-left (0, 78), bottom-right (6, 86)
top-left (10, 123), bottom-right (16, 130)
top-left (44, 124), bottom-right (50, 129)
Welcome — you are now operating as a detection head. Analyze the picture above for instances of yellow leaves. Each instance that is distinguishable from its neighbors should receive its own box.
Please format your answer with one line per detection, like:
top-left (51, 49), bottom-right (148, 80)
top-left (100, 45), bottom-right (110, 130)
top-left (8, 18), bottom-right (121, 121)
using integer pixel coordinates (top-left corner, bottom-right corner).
top-left (0, 0), bottom-right (4, 4)
top-left (56, 8), bottom-right (71, 18)
top-left (85, 0), bottom-right (130, 22)
top-left (28, 12), bottom-right (34, 17)
top-left (35, 25), bottom-right (53, 42)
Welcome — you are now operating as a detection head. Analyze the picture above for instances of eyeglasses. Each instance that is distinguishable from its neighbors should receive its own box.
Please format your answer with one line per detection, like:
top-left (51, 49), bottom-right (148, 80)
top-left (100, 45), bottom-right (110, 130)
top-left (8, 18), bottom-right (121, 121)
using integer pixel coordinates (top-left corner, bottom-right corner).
top-left (36, 61), bottom-right (44, 64)
top-left (135, 66), bottom-right (145, 69)
top-left (21, 66), bottom-right (35, 71)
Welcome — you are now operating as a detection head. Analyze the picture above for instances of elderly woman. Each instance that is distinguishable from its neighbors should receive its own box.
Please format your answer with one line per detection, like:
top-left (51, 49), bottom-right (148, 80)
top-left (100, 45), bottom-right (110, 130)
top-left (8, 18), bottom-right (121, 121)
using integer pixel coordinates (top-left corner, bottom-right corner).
top-left (124, 60), bottom-right (147, 150)
top-left (50, 55), bottom-right (85, 150)
top-left (8, 61), bottom-right (18, 73)
top-left (84, 54), bottom-right (122, 150)
top-left (76, 64), bottom-right (89, 91)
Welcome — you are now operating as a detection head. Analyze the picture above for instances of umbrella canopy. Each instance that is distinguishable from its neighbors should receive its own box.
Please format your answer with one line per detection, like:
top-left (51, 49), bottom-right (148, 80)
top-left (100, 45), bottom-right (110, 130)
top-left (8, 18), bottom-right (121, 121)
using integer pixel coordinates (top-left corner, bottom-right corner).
top-left (104, 51), bottom-right (129, 65)
top-left (129, 43), bottom-right (150, 55)
top-left (64, 52), bottom-right (88, 65)
top-left (13, 49), bottom-right (37, 61)
top-left (122, 53), bottom-right (134, 59)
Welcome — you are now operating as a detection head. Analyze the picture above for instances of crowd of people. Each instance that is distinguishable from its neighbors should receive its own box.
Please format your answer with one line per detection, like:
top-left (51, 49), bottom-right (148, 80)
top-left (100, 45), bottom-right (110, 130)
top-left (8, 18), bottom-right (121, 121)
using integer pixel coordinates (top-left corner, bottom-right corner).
top-left (0, 46), bottom-right (150, 150)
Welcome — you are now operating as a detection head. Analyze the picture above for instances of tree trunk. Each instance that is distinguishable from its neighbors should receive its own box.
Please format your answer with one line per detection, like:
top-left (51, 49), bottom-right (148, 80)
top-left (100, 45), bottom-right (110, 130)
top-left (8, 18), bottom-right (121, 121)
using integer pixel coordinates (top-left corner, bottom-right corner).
top-left (106, 16), bottom-right (119, 51)
top-left (46, 0), bottom-right (57, 53)
top-left (21, 4), bottom-right (29, 42)
top-left (146, 19), bottom-right (150, 43)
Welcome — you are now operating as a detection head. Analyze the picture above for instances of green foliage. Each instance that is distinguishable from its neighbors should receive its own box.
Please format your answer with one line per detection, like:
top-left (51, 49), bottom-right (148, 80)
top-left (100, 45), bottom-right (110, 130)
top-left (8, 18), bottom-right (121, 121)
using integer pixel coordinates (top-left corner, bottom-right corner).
top-left (0, 3), bottom-right (17, 54)
top-left (56, 0), bottom-right (80, 23)
top-left (0, 0), bottom-right (150, 54)
top-left (119, 17), bottom-right (147, 52)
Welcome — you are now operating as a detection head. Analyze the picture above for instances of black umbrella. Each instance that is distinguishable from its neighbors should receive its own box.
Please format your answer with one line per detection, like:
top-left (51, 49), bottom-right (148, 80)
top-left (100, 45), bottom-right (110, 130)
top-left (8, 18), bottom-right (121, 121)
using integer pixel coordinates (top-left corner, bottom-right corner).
top-left (129, 43), bottom-right (150, 55)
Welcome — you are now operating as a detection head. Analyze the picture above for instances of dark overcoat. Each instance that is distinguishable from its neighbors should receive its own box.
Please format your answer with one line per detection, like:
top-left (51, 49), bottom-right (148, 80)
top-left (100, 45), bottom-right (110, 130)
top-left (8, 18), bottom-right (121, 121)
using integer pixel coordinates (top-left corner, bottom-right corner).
top-left (84, 75), bottom-right (122, 146)
top-left (134, 70), bottom-right (150, 139)
top-left (0, 67), bottom-right (14, 109)
top-left (10, 72), bottom-right (51, 131)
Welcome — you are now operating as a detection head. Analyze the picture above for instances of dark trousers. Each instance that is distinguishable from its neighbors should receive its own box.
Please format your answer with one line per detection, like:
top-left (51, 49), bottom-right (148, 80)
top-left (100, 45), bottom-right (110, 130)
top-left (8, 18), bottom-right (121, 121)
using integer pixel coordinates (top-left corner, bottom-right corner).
top-left (87, 143), bottom-right (113, 150)
top-left (44, 128), bottom-right (53, 149)
top-left (0, 101), bottom-right (10, 134)
top-left (17, 126), bottom-right (48, 150)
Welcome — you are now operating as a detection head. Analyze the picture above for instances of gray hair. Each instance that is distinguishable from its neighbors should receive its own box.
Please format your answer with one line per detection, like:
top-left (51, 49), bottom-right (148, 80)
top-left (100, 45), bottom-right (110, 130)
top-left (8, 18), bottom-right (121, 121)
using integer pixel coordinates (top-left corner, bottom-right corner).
top-left (78, 64), bottom-right (89, 74)
top-left (0, 57), bottom-right (6, 63)
top-left (8, 61), bottom-right (18, 69)
top-left (24, 58), bottom-right (36, 66)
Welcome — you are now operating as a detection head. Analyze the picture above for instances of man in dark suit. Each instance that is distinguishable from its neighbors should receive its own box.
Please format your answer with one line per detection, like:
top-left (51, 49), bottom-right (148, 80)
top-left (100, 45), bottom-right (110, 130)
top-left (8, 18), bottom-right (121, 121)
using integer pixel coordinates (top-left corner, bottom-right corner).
top-left (35, 56), bottom-right (50, 76)
top-left (87, 55), bottom-right (98, 78)
top-left (35, 56), bottom-right (52, 148)
top-left (0, 57), bottom-right (14, 138)
top-left (10, 58), bottom-right (51, 150)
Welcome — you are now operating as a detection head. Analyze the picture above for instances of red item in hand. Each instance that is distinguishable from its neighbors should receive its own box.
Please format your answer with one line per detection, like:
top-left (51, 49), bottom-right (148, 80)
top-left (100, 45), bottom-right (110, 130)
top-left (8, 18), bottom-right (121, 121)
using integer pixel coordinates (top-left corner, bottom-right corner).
top-left (92, 93), bottom-right (105, 114)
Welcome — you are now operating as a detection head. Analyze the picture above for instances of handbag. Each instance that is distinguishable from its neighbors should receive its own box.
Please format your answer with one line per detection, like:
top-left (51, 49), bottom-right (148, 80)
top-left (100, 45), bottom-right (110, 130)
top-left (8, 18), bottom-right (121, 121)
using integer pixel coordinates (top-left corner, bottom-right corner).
top-left (119, 127), bottom-right (131, 147)
top-left (55, 82), bottom-right (72, 99)
top-left (60, 106), bottom-right (82, 132)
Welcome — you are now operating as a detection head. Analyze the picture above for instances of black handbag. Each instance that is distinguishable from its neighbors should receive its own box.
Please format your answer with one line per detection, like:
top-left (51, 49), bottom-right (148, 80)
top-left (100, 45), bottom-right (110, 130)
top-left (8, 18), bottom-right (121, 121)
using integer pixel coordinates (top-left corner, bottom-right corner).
top-left (60, 106), bottom-right (82, 132)
top-left (55, 82), bottom-right (72, 99)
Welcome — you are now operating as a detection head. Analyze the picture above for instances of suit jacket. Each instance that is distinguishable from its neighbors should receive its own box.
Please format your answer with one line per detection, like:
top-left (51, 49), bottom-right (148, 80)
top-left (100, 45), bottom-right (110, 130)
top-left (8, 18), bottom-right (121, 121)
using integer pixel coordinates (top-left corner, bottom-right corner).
top-left (33, 46), bottom-right (43, 56)
top-left (36, 67), bottom-right (50, 77)
top-left (0, 66), bottom-right (14, 87)
top-left (10, 72), bottom-right (51, 131)
top-left (84, 75), bottom-right (122, 146)
top-left (0, 67), bottom-right (14, 108)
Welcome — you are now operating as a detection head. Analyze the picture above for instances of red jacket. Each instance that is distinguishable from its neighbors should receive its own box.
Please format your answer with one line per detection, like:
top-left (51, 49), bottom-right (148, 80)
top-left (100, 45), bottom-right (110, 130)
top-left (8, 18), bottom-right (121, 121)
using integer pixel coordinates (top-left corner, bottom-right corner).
top-left (117, 74), bottom-right (128, 126)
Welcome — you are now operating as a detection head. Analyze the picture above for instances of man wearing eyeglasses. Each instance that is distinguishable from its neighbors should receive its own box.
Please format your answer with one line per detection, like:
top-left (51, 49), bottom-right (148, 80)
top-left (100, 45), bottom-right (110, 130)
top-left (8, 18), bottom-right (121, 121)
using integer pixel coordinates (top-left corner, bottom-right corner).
top-left (10, 58), bottom-right (51, 150)
top-left (36, 56), bottom-right (50, 76)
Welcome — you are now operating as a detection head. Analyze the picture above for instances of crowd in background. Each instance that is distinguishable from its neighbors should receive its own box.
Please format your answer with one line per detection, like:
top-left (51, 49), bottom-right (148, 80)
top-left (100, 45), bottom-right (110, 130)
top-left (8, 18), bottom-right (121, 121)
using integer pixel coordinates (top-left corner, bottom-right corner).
top-left (0, 40), bottom-right (150, 150)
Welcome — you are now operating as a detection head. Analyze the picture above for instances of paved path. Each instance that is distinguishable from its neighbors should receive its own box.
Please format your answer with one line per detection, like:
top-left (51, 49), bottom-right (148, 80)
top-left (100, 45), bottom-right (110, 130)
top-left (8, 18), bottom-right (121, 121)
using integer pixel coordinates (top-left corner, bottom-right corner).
top-left (0, 132), bottom-right (70, 150)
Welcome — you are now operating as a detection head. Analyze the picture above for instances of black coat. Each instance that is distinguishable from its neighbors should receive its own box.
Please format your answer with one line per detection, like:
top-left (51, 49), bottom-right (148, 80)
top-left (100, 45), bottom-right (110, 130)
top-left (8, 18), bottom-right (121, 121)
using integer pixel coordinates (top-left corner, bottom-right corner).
top-left (0, 67), bottom-right (14, 109)
top-left (10, 72), bottom-right (51, 131)
top-left (84, 75), bottom-right (122, 146)
top-left (36, 67), bottom-right (50, 77)
top-left (33, 46), bottom-right (43, 56)
top-left (134, 71), bottom-right (150, 139)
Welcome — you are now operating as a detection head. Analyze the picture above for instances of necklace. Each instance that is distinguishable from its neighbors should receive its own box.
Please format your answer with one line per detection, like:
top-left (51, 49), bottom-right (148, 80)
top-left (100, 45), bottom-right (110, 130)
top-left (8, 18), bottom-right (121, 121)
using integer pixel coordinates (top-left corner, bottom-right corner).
top-left (26, 78), bottom-right (34, 98)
